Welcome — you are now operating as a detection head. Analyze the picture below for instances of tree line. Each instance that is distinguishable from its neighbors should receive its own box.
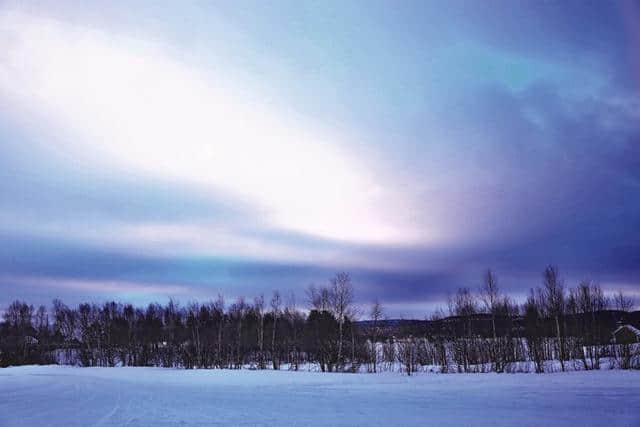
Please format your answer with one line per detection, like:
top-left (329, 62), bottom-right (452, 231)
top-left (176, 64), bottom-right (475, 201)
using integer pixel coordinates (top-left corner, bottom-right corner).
top-left (412, 267), bottom-right (638, 374)
top-left (1, 268), bottom-right (638, 373)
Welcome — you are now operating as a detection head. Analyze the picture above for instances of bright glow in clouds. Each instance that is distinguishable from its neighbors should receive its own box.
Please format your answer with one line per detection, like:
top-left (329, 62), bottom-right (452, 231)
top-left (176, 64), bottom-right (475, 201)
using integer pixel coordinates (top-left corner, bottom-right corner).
top-left (0, 10), bottom-right (419, 246)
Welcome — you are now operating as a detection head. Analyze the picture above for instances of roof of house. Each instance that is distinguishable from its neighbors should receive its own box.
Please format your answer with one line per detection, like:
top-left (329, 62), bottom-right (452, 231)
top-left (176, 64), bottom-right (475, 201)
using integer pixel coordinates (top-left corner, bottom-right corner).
top-left (24, 336), bottom-right (39, 345)
top-left (613, 324), bottom-right (640, 338)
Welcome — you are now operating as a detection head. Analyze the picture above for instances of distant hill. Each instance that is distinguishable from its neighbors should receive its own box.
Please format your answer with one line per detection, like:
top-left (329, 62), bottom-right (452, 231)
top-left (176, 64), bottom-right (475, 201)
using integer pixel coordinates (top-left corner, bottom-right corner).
top-left (356, 310), bottom-right (640, 339)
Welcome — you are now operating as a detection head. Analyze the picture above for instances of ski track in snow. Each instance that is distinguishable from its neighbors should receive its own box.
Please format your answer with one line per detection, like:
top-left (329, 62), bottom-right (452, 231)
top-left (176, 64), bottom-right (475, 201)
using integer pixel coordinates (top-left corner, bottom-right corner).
top-left (0, 365), bottom-right (639, 427)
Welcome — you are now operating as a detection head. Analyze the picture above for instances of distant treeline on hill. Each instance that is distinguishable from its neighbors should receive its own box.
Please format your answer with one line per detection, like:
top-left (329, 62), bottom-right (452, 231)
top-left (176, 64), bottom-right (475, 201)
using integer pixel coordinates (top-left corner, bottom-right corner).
top-left (1, 268), bottom-right (639, 374)
top-left (359, 310), bottom-right (640, 340)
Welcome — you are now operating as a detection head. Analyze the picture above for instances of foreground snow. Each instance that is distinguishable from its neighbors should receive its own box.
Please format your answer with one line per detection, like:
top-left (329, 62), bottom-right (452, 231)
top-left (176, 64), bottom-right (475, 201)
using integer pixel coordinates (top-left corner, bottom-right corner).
top-left (1, 366), bottom-right (639, 427)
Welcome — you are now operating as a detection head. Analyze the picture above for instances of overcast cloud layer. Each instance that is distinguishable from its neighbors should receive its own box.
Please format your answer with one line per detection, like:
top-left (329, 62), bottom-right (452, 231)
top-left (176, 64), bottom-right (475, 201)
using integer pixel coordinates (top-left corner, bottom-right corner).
top-left (1, 1), bottom-right (639, 317)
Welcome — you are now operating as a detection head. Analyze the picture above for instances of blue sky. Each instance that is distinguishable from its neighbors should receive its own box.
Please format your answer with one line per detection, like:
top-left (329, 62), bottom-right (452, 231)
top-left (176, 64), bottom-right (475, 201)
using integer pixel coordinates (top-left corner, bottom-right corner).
top-left (1, 0), bottom-right (639, 316)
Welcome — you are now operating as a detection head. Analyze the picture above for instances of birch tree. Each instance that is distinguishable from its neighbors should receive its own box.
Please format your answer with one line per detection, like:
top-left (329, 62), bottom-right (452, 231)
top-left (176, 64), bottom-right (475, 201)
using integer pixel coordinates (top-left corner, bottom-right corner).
top-left (369, 300), bottom-right (384, 373)
top-left (270, 290), bottom-right (281, 370)
top-left (542, 266), bottom-right (566, 371)
top-left (329, 272), bottom-right (354, 369)
top-left (254, 295), bottom-right (265, 369)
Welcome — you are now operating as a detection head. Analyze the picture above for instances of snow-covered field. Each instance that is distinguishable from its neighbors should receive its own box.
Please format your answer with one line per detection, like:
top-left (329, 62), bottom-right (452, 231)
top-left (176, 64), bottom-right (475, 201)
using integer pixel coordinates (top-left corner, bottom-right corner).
top-left (1, 366), bottom-right (639, 427)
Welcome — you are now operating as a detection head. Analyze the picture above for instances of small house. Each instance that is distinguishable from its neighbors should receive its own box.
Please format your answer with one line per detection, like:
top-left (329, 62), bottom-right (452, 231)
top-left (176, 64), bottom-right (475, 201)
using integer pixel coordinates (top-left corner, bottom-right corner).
top-left (612, 324), bottom-right (640, 344)
top-left (24, 336), bottom-right (39, 346)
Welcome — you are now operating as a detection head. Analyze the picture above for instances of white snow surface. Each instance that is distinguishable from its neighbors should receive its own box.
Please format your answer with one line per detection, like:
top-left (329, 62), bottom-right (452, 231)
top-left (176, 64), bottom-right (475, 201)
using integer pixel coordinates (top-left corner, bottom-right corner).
top-left (1, 365), bottom-right (639, 427)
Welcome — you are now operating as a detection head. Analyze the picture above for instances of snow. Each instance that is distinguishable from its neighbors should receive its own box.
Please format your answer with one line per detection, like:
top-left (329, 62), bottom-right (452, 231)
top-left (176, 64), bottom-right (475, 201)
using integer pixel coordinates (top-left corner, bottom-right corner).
top-left (1, 365), bottom-right (639, 427)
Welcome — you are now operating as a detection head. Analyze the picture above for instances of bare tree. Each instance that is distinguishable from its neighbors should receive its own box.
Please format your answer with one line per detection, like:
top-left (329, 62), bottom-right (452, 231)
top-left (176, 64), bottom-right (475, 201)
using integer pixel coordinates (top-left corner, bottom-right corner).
top-left (254, 295), bottom-right (265, 369)
top-left (612, 290), bottom-right (636, 370)
top-left (369, 300), bottom-right (384, 373)
top-left (480, 269), bottom-right (499, 339)
top-left (306, 284), bottom-right (338, 372)
top-left (330, 272), bottom-right (355, 368)
top-left (284, 291), bottom-right (301, 370)
top-left (480, 269), bottom-right (504, 371)
top-left (307, 283), bottom-right (331, 312)
top-left (270, 290), bottom-right (281, 370)
top-left (187, 302), bottom-right (202, 368)
top-left (397, 335), bottom-right (417, 376)
top-left (524, 289), bottom-right (545, 373)
top-left (214, 295), bottom-right (225, 368)
top-left (230, 297), bottom-right (248, 369)
top-left (35, 305), bottom-right (48, 334)
top-left (451, 288), bottom-right (477, 317)
top-left (542, 266), bottom-right (566, 371)
top-left (573, 281), bottom-right (608, 370)
top-left (348, 305), bottom-right (361, 372)
top-left (614, 290), bottom-right (634, 312)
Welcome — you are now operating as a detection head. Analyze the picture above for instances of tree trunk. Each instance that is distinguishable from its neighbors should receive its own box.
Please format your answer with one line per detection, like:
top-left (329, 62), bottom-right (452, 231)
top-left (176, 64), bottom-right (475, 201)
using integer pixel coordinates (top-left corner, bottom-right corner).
top-left (271, 315), bottom-right (278, 370)
top-left (337, 318), bottom-right (343, 368)
top-left (555, 315), bottom-right (565, 372)
top-left (217, 320), bottom-right (223, 368)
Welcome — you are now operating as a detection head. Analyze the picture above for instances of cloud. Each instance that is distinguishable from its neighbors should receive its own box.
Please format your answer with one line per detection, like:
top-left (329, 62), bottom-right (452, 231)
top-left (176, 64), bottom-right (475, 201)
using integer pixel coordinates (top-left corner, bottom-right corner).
top-left (0, 2), bottom-right (638, 316)
top-left (0, 275), bottom-right (192, 297)
top-left (0, 9), bottom-right (417, 246)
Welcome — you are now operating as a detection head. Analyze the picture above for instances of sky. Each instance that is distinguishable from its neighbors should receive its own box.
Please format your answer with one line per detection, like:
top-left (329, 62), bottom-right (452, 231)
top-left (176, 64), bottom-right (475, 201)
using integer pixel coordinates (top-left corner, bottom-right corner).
top-left (1, 0), bottom-right (639, 317)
